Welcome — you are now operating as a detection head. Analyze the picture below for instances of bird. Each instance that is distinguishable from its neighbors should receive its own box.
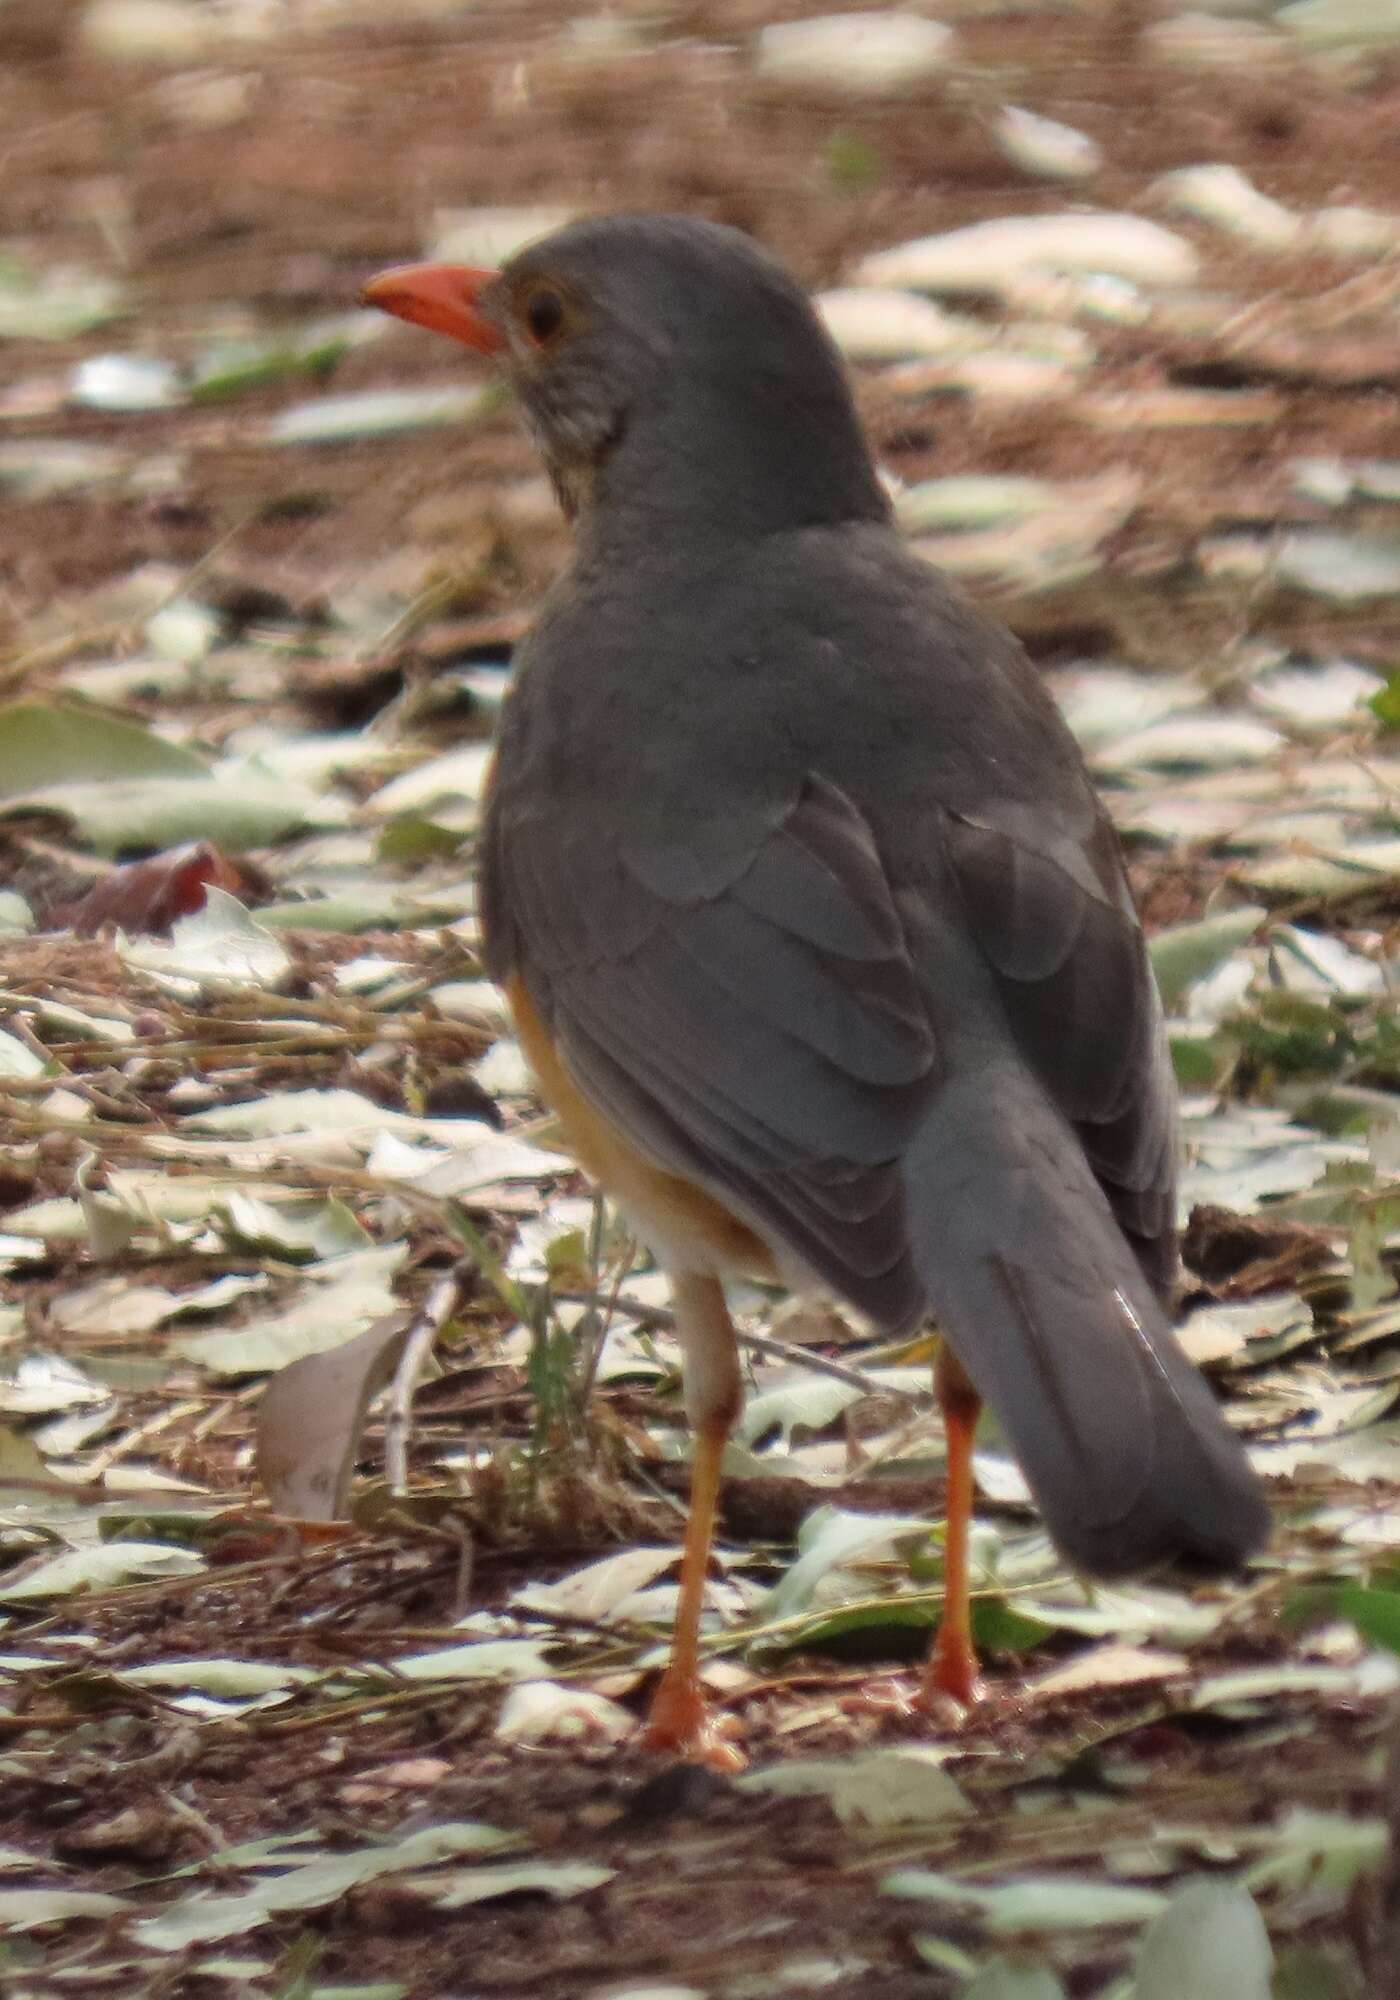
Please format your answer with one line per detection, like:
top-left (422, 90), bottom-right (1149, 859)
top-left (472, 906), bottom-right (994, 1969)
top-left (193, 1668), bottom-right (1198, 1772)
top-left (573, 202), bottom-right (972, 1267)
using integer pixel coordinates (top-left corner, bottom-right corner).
top-left (361, 214), bottom-right (1270, 1767)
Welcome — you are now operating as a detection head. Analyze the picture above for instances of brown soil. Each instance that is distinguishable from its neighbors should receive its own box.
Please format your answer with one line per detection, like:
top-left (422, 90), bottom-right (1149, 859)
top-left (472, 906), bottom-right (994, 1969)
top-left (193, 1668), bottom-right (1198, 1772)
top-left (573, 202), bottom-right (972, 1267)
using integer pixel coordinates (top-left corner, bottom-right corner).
top-left (2, 7), bottom-right (1399, 1997)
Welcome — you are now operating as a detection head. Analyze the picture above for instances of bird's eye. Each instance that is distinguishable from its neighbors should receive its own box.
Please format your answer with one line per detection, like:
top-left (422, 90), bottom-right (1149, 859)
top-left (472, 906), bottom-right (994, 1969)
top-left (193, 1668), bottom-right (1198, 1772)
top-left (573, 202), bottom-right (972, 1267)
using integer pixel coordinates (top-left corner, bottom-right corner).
top-left (523, 287), bottom-right (566, 347)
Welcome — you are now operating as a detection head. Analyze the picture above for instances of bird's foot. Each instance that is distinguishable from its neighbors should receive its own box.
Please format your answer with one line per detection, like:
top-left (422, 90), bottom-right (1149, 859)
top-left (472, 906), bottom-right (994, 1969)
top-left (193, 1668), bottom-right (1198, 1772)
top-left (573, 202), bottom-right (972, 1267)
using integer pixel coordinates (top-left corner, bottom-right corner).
top-left (643, 1669), bottom-right (746, 1772)
top-left (918, 1636), bottom-right (983, 1713)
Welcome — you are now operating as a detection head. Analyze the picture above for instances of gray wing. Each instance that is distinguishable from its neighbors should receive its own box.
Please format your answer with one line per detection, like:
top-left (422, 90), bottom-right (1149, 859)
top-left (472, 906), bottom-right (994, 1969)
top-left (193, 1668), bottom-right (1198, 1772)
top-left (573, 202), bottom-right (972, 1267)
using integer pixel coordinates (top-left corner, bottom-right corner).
top-left (942, 803), bottom-right (1178, 1302)
top-left (483, 773), bottom-right (937, 1331)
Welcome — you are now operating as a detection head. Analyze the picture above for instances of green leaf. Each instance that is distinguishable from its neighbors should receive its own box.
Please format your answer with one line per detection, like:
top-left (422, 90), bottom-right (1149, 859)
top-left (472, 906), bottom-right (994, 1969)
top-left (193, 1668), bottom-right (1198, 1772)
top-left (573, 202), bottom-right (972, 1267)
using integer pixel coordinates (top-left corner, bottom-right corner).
top-left (416, 1859), bottom-right (613, 1907)
top-left (1149, 906), bottom-right (1264, 1011)
top-left (0, 699), bottom-right (207, 799)
top-left (963, 1962), bottom-right (1067, 2000)
top-left (827, 130), bottom-right (884, 193)
top-left (1370, 669), bottom-right (1400, 729)
top-left (1333, 1582), bottom-right (1400, 1654)
top-left (882, 1869), bottom-right (1167, 1932)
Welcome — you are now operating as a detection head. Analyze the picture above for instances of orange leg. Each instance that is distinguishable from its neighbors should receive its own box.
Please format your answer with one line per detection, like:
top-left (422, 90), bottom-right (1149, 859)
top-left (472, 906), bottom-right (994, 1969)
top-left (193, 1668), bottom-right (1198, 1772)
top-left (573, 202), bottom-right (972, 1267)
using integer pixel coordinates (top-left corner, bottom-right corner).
top-left (644, 1273), bottom-right (745, 1772)
top-left (923, 1343), bottom-right (983, 1708)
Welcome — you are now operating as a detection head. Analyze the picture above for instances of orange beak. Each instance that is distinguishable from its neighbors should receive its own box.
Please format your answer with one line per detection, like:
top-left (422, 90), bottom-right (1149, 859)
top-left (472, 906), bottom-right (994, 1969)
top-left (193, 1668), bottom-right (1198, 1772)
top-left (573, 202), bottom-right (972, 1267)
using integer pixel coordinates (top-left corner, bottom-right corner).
top-left (359, 262), bottom-right (505, 353)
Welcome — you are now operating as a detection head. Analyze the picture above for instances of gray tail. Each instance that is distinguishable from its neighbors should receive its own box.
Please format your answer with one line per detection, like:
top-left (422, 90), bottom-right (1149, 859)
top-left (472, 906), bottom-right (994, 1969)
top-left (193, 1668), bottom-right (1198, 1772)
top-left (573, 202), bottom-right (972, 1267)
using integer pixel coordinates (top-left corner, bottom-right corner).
top-left (903, 1064), bottom-right (1269, 1577)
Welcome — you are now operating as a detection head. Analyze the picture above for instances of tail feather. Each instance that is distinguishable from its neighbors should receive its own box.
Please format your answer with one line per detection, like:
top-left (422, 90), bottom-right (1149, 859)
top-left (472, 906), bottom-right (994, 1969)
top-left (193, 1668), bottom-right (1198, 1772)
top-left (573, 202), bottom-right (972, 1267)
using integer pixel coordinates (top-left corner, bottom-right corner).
top-left (903, 1064), bottom-right (1269, 1577)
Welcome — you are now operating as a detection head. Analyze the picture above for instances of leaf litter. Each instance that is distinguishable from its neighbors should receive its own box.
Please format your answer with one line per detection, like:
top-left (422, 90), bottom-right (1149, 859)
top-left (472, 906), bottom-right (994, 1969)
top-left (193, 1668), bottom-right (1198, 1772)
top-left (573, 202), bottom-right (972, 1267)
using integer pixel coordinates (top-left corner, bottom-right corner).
top-left (0, 6), bottom-right (1399, 1998)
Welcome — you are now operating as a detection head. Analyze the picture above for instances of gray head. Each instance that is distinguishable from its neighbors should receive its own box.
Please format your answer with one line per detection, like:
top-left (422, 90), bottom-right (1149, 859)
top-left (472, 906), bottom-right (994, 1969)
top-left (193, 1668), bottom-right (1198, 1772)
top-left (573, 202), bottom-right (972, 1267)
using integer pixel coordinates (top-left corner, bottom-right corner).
top-left (363, 213), bottom-right (890, 543)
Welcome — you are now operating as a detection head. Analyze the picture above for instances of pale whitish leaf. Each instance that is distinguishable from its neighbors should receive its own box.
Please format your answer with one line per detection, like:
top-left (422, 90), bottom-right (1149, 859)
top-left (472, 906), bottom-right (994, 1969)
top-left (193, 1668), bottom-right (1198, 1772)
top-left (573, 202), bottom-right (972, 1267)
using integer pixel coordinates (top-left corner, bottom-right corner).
top-left (1195, 1661), bottom-right (1400, 1709)
top-left (0, 699), bottom-right (206, 798)
top-left (119, 889), bottom-right (290, 994)
top-left (1028, 1643), bottom-right (1188, 1697)
top-left (739, 1748), bottom-right (967, 1827)
top-left (1271, 926), bottom-right (1383, 997)
top-left (736, 1371), bottom-right (865, 1449)
top-left (1277, 531), bottom-right (1400, 604)
top-left (963, 1962), bottom-right (1067, 2000)
top-left (1176, 1295), bottom-right (1310, 1368)
top-left (590, 1989), bottom-right (706, 2000)
top-left (1252, 659), bottom-right (1385, 727)
top-left (366, 1128), bottom-right (573, 1198)
top-left (882, 1870), bottom-right (1167, 1930)
top-left (429, 206), bottom-right (575, 267)
top-left (514, 1546), bottom-right (680, 1623)
top-left (1179, 1103), bottom-right (1362, 1214)
top-left (1154, 164), bottom-right (1300, 250)
top-left (494, 1680), bottom-right (633, 1746)
top-left (1149, 906), bottom-right (1264, 1011)
top-left (0, 1540), bottom-right (203, 1602)
top-left (1279, 0), bottom-right (1400, 52)
top-left (267, 385), bottom-right (492, 446)
top-left (333, 955), bottom-right (414, 997)
top-left (1244, 1808), bottom-right (1387, 1895)
top-left (418, 1859), bottom-right (614, 1907)
top-left (0, 263), bottom-right (123, 341)
top-left (175, 1247), bottom-right (405, 1376)
top-left (215, 1190), bottom-right (370, 1262)
top-left (0, 439), bottom-right (126, 499)
top-left (256, 1314), bottom-right (409, 1521)
top-left (1017, 1583), bottom-right (1223, 1647)
top-left (389, 1638), bottom-right (553, 1683)
top-left (755, 13), bottom-right (956, 94)
top-left (27, 996), bottom-right (133, 1043)
top-left (50, 1277), bottom-right (186, 1338)
top-left (78, 0), bottom-right (258, 59)
top-left (0, 1844), bottom-right (51, 1869)
top-left (118, 1659), bottom-right (319, 1698)
top-left (1045, 669), bottom-right (1193, 751)
top-left (815, 288), bottom-right (977, 362)
top-left (0, 1028), bottom-right (44, 1078)
top-left (895, 475), bottom-right (1059, 534)
top-left (1134, 1878), bottom-right (1272, 2000)
top-left (1242, 839), bottom-right (1400, 900)
top-left (891, 348), bottom-right (1084, 401)
top-left (366, 744), bottom-right (494, 818)
top-left (472, 1037), bottom-right (532, 1097)
top-left (19, 774), bottom-right (318, 855)
top-left (0, 1351), bottom-right (108, 1416)
top-left (258, 885), bottom-right (436, 933)
top-left (135, 1820), bottom-right (515, 1950)
top-left (994, 106), bottom-right (1100, 181)
top-left (0, 1888), bottom-right (131, 1927)
top-left (856, 213), bottom-right (1198, 295)
top-left (427, 980), bottom-right (512, 1032)
top-left (71, 352), bottom-right (182, 412)
top-left (1095, 714), bottom-right (1285, 773)
top-left (186, 1087), bottom-right (414, 1139)
top-left (304, 1987), bottom-right (406, 2000)
top-left (147, 598), bottom-right (221, 664)
top-left (759, 1506), bottom-right (934, 1624)
top-left (3, 1171), bottom-right (317, 1241)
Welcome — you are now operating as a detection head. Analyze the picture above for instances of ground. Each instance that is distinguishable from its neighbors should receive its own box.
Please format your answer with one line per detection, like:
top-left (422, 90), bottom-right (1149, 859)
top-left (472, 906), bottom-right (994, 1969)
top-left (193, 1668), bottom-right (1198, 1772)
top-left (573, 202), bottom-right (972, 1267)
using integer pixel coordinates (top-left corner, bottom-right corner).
top-left (1, 4), bottom-right (1400, 1998)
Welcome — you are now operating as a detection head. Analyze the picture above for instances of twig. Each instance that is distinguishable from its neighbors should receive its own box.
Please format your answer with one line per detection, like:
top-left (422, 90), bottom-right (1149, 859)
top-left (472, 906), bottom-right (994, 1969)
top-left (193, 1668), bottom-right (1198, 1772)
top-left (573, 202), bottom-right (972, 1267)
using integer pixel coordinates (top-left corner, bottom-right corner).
top-left (559, 1288), bottom-right (927, 1405)
top-left (382, 1259), bottom-right (474, 1494)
